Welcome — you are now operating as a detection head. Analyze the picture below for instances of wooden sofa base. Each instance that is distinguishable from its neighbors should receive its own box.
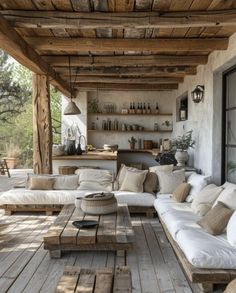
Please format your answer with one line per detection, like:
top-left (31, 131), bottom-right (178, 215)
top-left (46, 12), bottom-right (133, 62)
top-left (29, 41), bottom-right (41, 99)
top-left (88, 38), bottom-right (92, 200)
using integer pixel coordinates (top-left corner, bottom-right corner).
top-left (160, 218), bottom-right (236, 293)
top-left (0, 204), bottom-right (156, 218)
top-left (0, 204), bottom-right (63, 216)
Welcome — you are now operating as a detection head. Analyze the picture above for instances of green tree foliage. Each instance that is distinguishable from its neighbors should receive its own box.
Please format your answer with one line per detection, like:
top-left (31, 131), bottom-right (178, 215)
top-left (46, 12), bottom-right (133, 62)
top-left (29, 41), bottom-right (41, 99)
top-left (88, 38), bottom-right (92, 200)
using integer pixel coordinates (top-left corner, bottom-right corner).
top-left (0, 50), bottom-right (31, 123)
top-left (0, 50), bottom-right (62, 167)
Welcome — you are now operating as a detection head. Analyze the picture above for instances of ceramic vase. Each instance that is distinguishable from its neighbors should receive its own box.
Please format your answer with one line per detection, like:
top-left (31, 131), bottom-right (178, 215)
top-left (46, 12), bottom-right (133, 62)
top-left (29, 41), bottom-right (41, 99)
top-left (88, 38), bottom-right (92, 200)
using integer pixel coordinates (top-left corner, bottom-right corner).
top-left (175, 150), bottom-right (189, 167)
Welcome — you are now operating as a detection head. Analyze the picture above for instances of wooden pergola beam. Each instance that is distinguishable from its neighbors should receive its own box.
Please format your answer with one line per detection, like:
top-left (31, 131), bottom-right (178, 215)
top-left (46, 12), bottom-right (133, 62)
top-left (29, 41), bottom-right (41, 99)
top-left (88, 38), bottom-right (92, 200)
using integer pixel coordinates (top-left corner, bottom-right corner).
top-left (2, 9), bottom-right (236, 29)
top-left (0, 15), bottom-right (71, 97)
top-left (25, 37), bottom-right (228, 52)
top-left (58, 66), bottom-right (197, 77)
top-left (43, 55), bottom-right (208, 67)
top-left (67, 76), bottom-right (184, 84)
top-left (74, 83), bottom-right (178, 91)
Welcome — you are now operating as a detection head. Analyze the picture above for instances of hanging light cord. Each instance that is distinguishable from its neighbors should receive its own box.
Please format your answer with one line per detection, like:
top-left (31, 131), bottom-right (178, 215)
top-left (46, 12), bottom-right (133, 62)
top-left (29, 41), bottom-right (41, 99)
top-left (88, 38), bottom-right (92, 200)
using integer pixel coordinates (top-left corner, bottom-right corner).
top-left (69, 55), bottom-right (79, 98)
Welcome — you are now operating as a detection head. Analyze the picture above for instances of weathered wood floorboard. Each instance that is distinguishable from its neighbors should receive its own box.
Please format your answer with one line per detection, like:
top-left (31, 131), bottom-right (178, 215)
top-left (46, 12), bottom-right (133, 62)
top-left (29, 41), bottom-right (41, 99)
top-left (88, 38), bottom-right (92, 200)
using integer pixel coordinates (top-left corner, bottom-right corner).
top-left (0, 210), bottom-right (225, 293)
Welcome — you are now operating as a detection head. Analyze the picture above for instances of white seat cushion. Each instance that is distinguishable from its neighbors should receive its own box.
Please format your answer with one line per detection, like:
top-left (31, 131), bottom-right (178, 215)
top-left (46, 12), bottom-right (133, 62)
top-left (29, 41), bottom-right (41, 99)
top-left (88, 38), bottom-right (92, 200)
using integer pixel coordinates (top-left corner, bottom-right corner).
top-left (176, 228), bottom-right (236, 269)
top-left (0, 189), bottom-right (81, 205)
top-left (114, 191), bottom-right (155, 207)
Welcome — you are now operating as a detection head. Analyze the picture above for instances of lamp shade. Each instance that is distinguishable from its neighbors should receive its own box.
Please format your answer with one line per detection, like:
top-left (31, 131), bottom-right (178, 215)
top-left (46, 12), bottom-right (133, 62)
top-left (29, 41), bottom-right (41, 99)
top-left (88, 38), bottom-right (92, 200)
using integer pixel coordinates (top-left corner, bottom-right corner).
top-left (64, 100), bottom-right (81, 115)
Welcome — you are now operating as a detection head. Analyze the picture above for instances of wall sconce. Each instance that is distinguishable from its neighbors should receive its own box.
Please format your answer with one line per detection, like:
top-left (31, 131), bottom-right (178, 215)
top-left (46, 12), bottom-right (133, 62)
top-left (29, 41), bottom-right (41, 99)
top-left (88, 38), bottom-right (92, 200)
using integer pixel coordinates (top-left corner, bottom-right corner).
top-left (191, 85), bottom-right (204, 103)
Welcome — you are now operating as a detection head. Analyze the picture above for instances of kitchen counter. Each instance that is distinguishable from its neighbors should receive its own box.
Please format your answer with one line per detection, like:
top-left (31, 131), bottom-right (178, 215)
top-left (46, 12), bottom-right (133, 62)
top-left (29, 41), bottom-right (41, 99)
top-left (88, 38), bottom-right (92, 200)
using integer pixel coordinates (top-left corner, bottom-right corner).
top-left (52, 151), bottom-right (117, 161)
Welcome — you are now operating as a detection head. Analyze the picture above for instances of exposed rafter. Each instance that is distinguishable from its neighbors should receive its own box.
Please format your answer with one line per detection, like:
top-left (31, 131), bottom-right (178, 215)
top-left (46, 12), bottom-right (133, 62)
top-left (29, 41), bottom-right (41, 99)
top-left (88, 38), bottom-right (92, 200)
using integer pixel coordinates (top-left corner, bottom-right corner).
top-left (57, 66), bottom-right (197, 77)
top-left (0, 15), bottom-right (71, 97)
top-left (2, 9), bottom-right (236, 29)
top-left (42, 55), bottom-right (208, 67)
top-left (74, 83), bottom-right (179, 91)
top-left (25, 37), bottom-right (228, 52)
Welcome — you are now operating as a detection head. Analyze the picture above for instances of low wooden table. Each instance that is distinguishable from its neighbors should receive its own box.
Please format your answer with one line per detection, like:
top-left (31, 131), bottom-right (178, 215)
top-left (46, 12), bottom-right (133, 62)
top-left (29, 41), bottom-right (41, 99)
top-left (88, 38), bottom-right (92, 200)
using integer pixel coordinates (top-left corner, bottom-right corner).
top-left (56, 266), bottom-right (132, 293)
top-left (44, 204), bottom-right (134, 258)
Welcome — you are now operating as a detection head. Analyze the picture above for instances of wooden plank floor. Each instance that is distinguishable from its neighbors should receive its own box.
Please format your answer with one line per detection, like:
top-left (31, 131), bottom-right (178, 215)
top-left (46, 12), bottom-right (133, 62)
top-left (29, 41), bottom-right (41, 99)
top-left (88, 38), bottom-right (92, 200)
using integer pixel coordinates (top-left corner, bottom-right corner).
top-left (0, 211), bottom-right (196, 293)
top-left (0, 171), bottom-right (225, 293)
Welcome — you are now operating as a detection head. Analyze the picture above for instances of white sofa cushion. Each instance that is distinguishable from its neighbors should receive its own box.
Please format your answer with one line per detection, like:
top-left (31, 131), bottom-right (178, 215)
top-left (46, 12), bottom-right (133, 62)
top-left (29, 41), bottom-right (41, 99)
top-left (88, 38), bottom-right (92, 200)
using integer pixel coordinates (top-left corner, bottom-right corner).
top-left (0, 188), bottom-right (81, 205)
top-left (222, 182), bottom-right (236, 189)
top-left (76, 169), bottom-right (113, 191)
top-left (176, 228), bottom-right (236, 269)
top-left (156, 170), bottom-right (185, 194)
top-left (155, 196), bottom-right (200, 240)
top-left (191, 184), bottom-right (223, 216)
top-left (227, 211), bottom-right (236, 247)
top-left (54, 175), bottom-right (79, 190)
top-left (114, 191), bottom-right (155, 207)
top-left (186, 173), bottom-right (209, 203)
top-left (213, 189), bottom-right (236, 210)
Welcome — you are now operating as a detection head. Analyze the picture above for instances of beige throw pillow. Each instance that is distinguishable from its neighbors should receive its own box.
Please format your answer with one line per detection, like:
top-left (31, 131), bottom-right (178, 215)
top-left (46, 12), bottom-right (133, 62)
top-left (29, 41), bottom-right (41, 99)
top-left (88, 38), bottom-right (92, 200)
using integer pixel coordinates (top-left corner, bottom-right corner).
top-left (173, 183), bottom-right (191, 202)
top-left (119, 169), bottom-right (148, 193)
top-left (197, 202), bottom-right (234, 235)
top-left (224, 279), bottom-right (236, 293)
top-left (156, 170), bottom-right (185, 194)
top-left (29, 177), bottom-right (55, 190)
top-left (54, 175), bottom-right (79, 190)
top-left (149, 164), bottom-right (174, 173)
top-left (191, 184), bottom-right (223, 216)
top-left (143, 172), bottom-right (158, 194)
top-left (116, 164), bottom-right (139, 189)
top-left (213, 188), bottom-right (236, 210)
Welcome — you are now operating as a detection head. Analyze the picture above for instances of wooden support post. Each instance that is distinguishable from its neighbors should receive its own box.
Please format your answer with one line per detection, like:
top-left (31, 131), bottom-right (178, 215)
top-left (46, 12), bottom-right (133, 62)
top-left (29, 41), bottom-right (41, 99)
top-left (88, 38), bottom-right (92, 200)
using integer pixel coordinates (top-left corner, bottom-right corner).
top-left (33, 74), bottom-right (52, 174)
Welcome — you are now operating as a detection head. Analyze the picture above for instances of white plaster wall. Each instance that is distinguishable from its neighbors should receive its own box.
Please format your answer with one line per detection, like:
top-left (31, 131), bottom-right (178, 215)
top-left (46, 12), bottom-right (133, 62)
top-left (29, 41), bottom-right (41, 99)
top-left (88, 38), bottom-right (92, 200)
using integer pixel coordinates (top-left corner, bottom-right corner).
top-left (172, 33), bottom-right (236, 182)
top-left (87, 90), bottom-right (174, 148)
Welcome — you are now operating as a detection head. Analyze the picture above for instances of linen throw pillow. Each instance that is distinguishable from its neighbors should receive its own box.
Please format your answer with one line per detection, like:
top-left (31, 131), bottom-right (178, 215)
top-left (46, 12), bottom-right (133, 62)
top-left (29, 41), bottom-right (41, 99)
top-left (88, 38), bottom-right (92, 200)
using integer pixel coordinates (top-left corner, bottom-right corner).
top-left (29, 177), bottom-right (55, 190)
top-left (191, 184), bottom-right (223, 216)
top-left (197, 202), bottom-right (234, 235)
top-left (116, 164), bottom-right (140, 189)
top-left (54, 175), bottom-right (79, 190)
top-left (156, 169), bottom-right (185, 194)
top-left (224, 278), bottom-right (236, 293)
top-left (119, 169), bottom-right (148, 193)
top-left (172, 183), bottom-right (191, 202)
top-left (213, 188), bottom-right (236, 210)
top-left (143, 172), bottom-right (158, 194)
top-left (227, 211), bottom-right (236, 247)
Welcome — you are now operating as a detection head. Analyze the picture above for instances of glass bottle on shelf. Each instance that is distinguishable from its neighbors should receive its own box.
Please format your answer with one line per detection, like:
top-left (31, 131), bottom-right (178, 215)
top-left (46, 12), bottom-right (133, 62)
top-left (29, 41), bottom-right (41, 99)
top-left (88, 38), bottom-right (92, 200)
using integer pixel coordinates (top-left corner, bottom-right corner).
top-left (143, 102), bottom-right (146, 114)
top-left (133, 102), bottom-right (135, 114)
top-left (129, 102), bottom-right (132, 114)
top-left (155, 102), bottom-right (159, 114)
top-left (147, 102), bottom-right (151, 114)
top-left (179, 101), bottom-right (187, 121)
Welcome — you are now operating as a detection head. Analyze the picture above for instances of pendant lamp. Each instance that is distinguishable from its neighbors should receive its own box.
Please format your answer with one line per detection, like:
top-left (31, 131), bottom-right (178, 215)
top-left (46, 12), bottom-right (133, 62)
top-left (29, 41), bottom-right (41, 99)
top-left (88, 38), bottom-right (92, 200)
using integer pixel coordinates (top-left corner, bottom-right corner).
top-left (64, 57), bottom-right (81, 115)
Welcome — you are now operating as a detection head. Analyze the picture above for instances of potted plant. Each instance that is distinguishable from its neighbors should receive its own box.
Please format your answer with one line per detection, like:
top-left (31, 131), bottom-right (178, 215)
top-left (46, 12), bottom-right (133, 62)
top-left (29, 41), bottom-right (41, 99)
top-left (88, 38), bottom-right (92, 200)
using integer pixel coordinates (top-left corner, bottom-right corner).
top-left (5, 142), bottom-right (21, 169)
top-left (128, 136), bottom-right (137, 150)
top-left (171, 130), bottom-right (195, 167)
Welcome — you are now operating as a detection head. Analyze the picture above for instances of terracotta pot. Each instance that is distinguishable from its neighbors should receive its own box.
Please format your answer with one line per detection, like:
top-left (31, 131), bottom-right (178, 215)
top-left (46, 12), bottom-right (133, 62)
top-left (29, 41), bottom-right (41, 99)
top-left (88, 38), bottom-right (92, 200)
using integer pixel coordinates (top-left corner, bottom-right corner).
top-left (5, 158), bottom-right (18, 169)
top-left (175, 150), bottom-right (189, 167)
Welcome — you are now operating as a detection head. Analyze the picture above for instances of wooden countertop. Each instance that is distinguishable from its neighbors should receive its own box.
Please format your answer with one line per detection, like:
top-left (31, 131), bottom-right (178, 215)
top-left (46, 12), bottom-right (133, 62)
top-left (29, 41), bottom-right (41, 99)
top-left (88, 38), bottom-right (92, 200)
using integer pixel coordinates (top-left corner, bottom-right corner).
top-left (52, 151), bottom-right (117, 161)
top-left (52, 148), bottom-right (159, 161)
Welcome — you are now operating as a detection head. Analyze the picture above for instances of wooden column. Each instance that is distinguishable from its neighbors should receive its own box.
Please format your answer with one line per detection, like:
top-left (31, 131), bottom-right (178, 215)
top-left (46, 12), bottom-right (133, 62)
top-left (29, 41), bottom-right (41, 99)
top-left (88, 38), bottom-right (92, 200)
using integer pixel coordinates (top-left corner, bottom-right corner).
top-left (33, 73), bottom-right (52, 174)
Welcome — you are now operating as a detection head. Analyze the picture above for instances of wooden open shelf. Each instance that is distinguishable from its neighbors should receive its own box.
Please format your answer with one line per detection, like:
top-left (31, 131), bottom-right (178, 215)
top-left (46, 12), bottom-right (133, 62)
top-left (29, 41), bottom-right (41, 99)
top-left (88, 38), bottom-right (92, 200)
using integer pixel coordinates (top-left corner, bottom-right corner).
top-left (88, 129), bottom-right (172, 133)
top-left (88, 112), bottom-right (172, 116)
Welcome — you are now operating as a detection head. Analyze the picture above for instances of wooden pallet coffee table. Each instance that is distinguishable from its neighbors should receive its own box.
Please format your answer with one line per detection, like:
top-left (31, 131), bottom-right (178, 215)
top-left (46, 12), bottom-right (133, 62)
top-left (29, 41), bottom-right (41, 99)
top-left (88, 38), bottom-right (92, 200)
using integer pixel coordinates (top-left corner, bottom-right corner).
top-left (56, 266), bottom-right (132, 293)
top-left (44, 204), bottom-right (134, 258)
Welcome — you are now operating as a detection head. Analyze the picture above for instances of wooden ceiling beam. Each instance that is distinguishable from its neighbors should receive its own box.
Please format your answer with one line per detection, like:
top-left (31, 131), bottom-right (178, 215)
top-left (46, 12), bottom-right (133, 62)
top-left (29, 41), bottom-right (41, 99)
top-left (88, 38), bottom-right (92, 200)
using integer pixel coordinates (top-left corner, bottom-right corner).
top-left (65, 76), bottom-right (184, 84)
top-left (0, 15), bottom-right (71, 97)
top-left (25, 37), bottom-right (228, 52)
top-left (43, 55), bottom-right (208, 67)
top-left (2, 9), bottom-right (236, 29)
top-left (56, 66), bottom-right (197, 76)
top-left (74, 83), bottom-right (178, 91)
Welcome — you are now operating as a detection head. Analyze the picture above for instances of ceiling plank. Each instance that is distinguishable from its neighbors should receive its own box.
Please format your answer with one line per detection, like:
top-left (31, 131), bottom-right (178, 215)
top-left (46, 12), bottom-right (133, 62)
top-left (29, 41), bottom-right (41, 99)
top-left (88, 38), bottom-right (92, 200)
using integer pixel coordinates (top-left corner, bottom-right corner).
top-left (58, 66), bottom-right (197, 76)
top-left (25, 37), bottom-right (228, 52)
top-left (74, 83), bottom-right (179, 91)
top-left (3, 9), bottom-right (236, 29)
top-left (43, 54), bottom-right (208, 67)
top-left (0, 14), bottom-right (71, 97)
top-left (67, 76), bottom-right (184, 84)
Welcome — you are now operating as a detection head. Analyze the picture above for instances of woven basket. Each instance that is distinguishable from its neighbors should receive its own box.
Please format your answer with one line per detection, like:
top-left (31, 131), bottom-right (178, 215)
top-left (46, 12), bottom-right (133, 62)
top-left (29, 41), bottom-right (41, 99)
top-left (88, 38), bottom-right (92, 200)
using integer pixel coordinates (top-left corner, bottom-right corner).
top-left (81, 193), bottom-right (117, 215)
